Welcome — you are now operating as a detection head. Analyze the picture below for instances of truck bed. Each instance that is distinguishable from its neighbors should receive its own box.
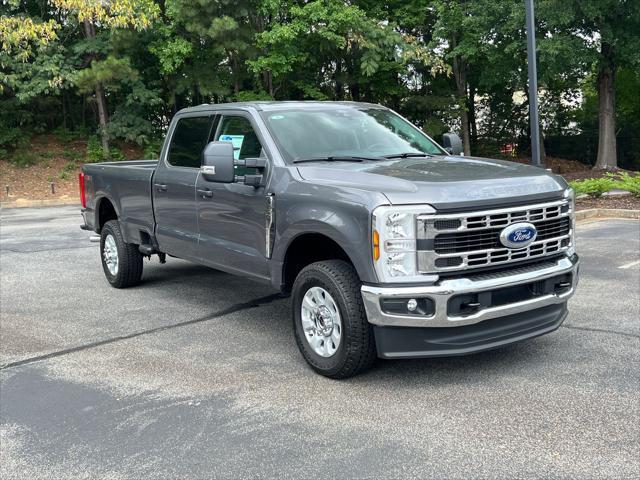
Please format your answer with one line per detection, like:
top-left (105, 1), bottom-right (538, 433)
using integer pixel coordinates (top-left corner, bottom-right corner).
top-left (83, 160), bottom-right (158, 244)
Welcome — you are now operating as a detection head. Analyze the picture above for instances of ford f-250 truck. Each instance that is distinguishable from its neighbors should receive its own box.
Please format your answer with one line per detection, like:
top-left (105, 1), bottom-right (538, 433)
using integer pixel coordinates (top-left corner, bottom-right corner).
top-left (80, 101), bottom-right (579, 378)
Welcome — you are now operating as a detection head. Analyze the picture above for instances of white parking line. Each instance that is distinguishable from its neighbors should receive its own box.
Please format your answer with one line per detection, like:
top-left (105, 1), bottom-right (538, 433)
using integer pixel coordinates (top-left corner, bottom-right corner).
top-left (618, 260), bottom-right (640, 269)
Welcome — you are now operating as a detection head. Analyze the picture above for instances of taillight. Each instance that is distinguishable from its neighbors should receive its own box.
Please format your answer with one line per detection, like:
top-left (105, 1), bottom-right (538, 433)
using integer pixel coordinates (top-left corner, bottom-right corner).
top-left (79, 172), bottom-right (86, 208)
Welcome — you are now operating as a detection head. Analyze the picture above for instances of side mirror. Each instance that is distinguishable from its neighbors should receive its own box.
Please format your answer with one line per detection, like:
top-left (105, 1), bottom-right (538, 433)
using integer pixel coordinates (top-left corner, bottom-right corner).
top-left (442, 133), bottom-right (463, 155)
top-left (201, 141), bottom-right (236, 183)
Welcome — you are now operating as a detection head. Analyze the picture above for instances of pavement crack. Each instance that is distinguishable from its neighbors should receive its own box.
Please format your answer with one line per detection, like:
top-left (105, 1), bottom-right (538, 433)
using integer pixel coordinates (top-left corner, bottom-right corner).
top-left (0, 293), bottom-right (284, 372)
top-left (561, 324), bottom-right (639, 339)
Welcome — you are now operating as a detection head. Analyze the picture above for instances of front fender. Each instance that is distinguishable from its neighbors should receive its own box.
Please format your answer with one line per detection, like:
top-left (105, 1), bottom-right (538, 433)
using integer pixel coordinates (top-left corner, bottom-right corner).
top-left (271, 196), bottom-right (378, 287)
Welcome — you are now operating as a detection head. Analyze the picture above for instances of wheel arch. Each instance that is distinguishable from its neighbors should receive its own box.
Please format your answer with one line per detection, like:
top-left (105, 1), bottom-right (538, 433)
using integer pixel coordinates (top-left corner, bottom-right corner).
top-left (95, 195), bottom-right (119, 232)
top-left (278, 228), bottom-right (371, 293)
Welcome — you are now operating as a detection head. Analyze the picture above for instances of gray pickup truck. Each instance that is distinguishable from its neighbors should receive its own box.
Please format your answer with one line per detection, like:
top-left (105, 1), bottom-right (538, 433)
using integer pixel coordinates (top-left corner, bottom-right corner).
top-left (80, 101), bottom-right (579, 378)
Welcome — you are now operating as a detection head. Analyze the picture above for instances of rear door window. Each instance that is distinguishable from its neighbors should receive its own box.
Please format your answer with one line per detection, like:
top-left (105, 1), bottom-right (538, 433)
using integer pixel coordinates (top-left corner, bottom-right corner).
top-left (167, 116), bottom-right (214, 168)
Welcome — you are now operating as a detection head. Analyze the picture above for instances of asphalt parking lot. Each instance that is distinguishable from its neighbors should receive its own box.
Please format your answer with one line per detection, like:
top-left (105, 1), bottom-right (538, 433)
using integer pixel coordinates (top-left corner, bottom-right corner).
top-left (1, 205), bottom-right (638, 479)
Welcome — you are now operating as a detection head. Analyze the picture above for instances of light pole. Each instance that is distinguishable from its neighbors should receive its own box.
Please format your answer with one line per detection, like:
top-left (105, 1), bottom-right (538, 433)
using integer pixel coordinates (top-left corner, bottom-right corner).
top-left (525, 0), bottom-right (541, 167)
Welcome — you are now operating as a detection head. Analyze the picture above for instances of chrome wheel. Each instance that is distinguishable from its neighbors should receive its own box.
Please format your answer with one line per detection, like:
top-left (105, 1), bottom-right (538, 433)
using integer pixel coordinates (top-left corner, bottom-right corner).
top-left (300, 286), bottom-right (342, 357)
top-left (103, 234), bottom-right (119, 276)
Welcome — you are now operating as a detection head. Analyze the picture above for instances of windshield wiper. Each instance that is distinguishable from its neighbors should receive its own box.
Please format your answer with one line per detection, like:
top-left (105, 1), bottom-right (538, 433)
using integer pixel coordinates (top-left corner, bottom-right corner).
top-left (383, 152), bottom-right (433, 159)
top-left (293, 155), bottom-right (382, 164)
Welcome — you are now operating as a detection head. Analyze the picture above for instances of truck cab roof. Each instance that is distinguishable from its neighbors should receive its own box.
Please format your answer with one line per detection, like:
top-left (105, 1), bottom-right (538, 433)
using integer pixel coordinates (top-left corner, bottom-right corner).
top-left (176, 101), bottom-right (387, 115)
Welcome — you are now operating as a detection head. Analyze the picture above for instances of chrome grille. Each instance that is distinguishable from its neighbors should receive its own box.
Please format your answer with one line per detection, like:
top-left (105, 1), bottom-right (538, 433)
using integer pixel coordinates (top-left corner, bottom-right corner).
top-left (417, 200), bottom-right (573, 272)
top-left (434, 217), bottom-right (570, 254)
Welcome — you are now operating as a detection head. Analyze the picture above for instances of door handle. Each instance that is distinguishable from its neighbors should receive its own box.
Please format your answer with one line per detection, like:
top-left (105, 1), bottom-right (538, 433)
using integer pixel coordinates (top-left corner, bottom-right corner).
top-left (154, 183), bottom-right (167, 192)
top-left (197, 188), bottom-right (213, 198)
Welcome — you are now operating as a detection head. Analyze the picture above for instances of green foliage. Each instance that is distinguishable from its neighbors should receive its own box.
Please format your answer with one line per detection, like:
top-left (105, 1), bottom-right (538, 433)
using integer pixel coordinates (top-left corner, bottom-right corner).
top-left (62, 148), bottom-right (82, 161)
top-left (143, 140), bottom-right (162, 160)
top-left (0, 124), bottom-right (26, 151)
top-left (0, 0), bottom-right (638, 171)
top-left (569, 178), bottom-right (616, 198)
top-left (59, 160), bottom-right (78, 179)
top-left (9, 149), bottom-right (38, 168)
top-left (86, 136), bottom-right (124, 162)
top-left (606, 172), bottom-right (640, 197)
top-left (74, 56), bottom-right (138, 94)
top-left (86, 136), bottom-right (104, 163)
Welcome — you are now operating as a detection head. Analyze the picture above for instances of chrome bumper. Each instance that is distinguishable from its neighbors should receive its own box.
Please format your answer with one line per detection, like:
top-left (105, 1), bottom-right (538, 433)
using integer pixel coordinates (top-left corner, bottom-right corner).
top-left (361, 254), bottom-right (579, 328)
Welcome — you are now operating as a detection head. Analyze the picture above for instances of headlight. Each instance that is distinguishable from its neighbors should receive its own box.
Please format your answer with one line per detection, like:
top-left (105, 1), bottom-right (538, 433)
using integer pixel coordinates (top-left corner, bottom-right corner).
top-left (372, 205), bottom-right (435, 283)
top-left (564, 187), bottom-right (575, 207)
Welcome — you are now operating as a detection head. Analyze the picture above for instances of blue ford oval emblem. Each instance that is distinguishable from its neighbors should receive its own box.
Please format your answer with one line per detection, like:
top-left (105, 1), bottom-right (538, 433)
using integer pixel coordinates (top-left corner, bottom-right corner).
top-left (499, 222), bottom-right (537, 249)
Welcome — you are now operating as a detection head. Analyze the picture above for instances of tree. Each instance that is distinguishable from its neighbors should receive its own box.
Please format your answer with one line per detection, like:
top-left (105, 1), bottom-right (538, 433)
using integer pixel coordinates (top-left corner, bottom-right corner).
top-left (555, 0), bottom-right (640, 169)
top-left (50, 0), bottom-right (159, 156)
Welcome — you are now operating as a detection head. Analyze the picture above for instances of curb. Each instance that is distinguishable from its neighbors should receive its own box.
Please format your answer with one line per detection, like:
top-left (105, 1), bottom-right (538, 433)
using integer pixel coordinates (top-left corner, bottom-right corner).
top-left (576, 208), bottom-right (640, 221)
top-left (0, 198), bottom-right (79, 209)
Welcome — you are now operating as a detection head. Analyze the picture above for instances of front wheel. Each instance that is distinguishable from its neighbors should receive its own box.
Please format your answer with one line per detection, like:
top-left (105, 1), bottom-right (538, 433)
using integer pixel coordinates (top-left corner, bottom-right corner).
top-left (292, 260), bottom-right (376, 378)
top-left (100, 220), bottom-right (143, 288)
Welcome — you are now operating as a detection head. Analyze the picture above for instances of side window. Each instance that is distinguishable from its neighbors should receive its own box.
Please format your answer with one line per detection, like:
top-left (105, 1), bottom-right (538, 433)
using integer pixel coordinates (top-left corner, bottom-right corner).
top-left (217, 116), bottom-right (264, 175)
top-left (167, 116), bottom-right (214, 168)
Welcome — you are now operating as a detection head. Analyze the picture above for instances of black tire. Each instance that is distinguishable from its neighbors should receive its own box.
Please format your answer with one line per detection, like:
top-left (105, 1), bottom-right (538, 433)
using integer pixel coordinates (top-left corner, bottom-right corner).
top-left (100, 220), bottom-right (143, 288)
top-left (292, 260), bottom-right (376, 379)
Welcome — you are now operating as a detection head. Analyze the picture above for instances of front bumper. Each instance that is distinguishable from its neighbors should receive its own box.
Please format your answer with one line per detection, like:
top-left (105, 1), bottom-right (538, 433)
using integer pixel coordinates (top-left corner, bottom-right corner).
top-left (373, 304), bottom-right (568, 358)
top-left (362, 254), bottom-right (578, 358)
top-left (361, 254), bottom-right (579, 329)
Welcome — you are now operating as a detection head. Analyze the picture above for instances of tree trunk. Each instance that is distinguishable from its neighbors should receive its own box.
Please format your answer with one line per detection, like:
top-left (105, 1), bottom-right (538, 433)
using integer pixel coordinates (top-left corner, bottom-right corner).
top-left (468, 81), bottom-right (477, 148)
top-left (230, 52), bottom-right (241, 94)
top-left (594, 42), bottom-right (617, 170)
top-left (83, 20), bottom-right (109, 157)
top-left (263, 70), bottom-right (274, 97)
top-left (335, 61), bottom-right (343, 100)
top-left (95, 82), bottom-right (110, 157)
top-left (452, 58), bottom-right (471, 156)
top-left (451, 37), bottom-right (471, 156)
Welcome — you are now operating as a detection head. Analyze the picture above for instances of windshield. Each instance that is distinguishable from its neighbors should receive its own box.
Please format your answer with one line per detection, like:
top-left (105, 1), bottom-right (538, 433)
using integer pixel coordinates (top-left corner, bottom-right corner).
top-left (261, 107), bottom-right (446, 162)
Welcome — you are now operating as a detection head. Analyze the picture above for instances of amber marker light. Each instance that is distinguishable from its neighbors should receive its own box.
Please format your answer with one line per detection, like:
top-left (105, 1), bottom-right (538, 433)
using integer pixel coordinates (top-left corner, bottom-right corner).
top-left (373, 229), bottom-right (380, 261)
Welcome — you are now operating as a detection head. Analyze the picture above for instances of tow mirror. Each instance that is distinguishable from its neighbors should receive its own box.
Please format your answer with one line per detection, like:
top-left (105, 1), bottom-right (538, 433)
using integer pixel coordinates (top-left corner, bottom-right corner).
top-left (442, 133), bottom-right (463, 156)
top-left (201, 141), bottom-right (236, 183)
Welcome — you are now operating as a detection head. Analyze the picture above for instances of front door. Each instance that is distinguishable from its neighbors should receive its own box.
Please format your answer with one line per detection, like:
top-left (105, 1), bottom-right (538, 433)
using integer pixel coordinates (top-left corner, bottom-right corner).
top-left (196, 113), bottom-right (270, 280)
top-left (153, 114), bottom-right (215, 260)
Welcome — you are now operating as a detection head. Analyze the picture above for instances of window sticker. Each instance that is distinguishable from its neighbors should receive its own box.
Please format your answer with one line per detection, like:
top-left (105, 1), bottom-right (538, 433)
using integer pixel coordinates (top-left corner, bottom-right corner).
top-left (219, 134), bottom-right (245, 159)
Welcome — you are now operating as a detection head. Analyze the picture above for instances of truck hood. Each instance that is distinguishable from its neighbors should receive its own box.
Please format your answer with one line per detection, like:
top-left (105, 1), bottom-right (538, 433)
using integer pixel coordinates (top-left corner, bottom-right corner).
top-left (296, 156), bottom-right (567, 210)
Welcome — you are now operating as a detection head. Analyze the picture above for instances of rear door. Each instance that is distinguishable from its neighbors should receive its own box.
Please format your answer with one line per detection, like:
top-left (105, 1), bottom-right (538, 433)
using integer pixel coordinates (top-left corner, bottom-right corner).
top-left (153, 113), bottom-right (215, 260)
top-left (195, 111), bottom-right (271, 280)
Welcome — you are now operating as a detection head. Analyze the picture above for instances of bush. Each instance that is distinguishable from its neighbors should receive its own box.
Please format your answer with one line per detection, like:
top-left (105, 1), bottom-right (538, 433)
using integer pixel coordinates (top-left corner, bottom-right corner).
top-left (143, 140), bottom-right (162, 160)
top-left (9, 150), bottom-right (38, 168)
top-left (86, 137), bottom-right (124, 163)
top-left (86, 136), bottom-right (105, 163)
top-left (62, 148), bottom-right (82, 161)
top-left (569, 178), bottom-right (616, 198)
top-left (607, 171), bottom-right (640, 197)
top-left (0, 125), bottom-right (26, 151)
top-left (53, 127), bottom-right (76, 145)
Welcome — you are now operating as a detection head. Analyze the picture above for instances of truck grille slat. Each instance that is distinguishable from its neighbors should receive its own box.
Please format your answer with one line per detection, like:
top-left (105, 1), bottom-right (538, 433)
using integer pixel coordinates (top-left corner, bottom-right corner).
top-left (417, 200), bottom-right (573, 272)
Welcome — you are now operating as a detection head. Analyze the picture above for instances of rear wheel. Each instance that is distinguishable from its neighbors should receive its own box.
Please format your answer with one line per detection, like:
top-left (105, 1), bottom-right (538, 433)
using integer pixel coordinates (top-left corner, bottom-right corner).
top-left (292, 260), bottom-right (376, 378)
top-left (100, 220), bottom-right (143, 288)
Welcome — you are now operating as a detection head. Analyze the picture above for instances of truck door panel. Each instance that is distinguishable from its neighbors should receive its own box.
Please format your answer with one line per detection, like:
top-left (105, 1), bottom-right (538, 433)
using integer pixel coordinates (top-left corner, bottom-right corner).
top-left (196, 113), bottom-right (270, 279)
top-left (153, 114), bottom-right (214, 259)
